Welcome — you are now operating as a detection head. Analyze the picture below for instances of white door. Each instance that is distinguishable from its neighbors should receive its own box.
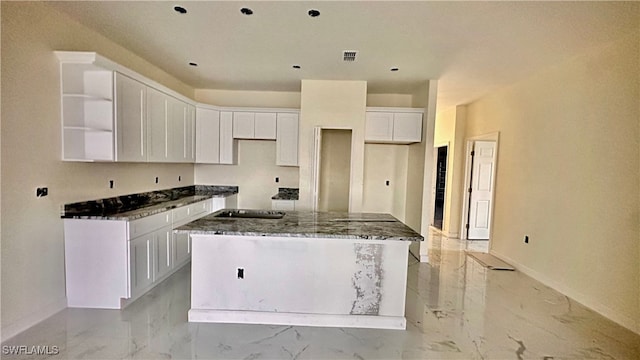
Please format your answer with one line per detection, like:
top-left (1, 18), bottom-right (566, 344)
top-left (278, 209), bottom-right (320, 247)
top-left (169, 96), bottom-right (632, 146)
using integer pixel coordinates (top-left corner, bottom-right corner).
top-left (467, 141), bottom-right (496, 240)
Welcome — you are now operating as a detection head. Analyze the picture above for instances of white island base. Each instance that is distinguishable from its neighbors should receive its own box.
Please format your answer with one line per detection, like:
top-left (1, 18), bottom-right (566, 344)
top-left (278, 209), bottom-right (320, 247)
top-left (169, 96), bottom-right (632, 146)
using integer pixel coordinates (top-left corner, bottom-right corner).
top-left (189, 235), bottom-right (411, 330)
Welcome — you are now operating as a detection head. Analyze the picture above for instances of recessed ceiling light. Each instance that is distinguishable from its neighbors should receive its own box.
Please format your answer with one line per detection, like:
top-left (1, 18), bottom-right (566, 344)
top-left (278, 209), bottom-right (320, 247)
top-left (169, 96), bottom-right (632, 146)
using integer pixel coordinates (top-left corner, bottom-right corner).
top-left (292, 65), bottom-right (301, 69)
top-left (308, 9), bottom-right (320, 17)
top-left (241, 7), bottom-right (253, 15)
top-left (189, 62), bottom-right (198, 67)
top-left (390, 67), bottom-right (399, 72)
top-left (174, 6), bottom-right (187, 14)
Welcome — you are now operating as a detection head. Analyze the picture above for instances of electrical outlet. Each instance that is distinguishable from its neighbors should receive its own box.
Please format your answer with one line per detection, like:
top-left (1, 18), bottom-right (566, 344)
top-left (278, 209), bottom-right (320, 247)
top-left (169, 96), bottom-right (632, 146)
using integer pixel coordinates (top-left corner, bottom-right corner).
top-left (178, 176), bottom-right (181, 182)
top-left (237, 268), bottom-right (244, 279)
top-left (36, 187), bottom-right (48, 197)
top-left (155, 177), bottom-right (159, 184)
top-left (524, 235), bottom-right (529, 244)
top-left (109, 180), bottom-right (114, 189)
top-left (275, 177), bottom-right (279, 183)
top-left (385, 180), bottom-right (390, 186)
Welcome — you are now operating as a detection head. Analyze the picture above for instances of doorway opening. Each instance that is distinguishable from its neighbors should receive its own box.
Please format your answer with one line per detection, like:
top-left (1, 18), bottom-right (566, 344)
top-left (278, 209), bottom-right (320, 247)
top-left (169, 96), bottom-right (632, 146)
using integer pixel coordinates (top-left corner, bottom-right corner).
top-left (460, 133), bottom-right (499, 244)
top-left (313, 128), bottom-right (352, 212)
top-left (433, 146), bottom-right (448, 230)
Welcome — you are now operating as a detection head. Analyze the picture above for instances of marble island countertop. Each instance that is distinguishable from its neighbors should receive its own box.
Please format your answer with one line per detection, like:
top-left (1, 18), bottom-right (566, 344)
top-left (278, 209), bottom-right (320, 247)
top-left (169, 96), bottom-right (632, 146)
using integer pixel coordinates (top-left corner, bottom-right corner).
top-left (61, 185), bottom-right (238, 220)
top-left (176, 210), bottom-right (423, 241)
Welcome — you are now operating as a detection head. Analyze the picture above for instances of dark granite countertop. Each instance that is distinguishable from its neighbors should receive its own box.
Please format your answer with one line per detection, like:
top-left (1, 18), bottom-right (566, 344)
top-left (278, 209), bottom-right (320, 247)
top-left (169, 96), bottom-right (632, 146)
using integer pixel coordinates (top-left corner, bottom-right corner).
top-left (61, 185), bottom-right (238, 221)
top-left (271, 187), bottom-right (299, 200)
top-left (176, 210), bottom-right (423, 241)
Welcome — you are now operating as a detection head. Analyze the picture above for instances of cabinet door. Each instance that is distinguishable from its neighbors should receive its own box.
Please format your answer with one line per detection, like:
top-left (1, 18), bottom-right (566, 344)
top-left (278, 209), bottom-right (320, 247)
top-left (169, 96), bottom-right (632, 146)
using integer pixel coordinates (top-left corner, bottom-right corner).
top-left (254, 113), bottom-right (277, 140)
top-left (115, 73), bottom-right (147, 162)
top-left (393, 112), bottom-right (422, 143)
top-left (365, 112), bottom-right (394, 142)
top-left (186, 105), bottom-right (196, 162)
top-left (276, 113), bottom-right (299, 166)
top-left (130, 234), bottom-right (154, 298)
top-left (147, 87), bottom-right (169, 162)
top-left (154, 227), bottom-right (173, 280)
top-left (173, 232), bottom-right (190, 268)
top-left (195, 108), bottom-right (220, 163)
top-left (233, 112), bottom-right (255, 139)
top-left (272, 200), bottom-right (296, 211)
top-left (169, 98), bottom-right (188, 162)
top-left (219, 112), bottom-right (237, 164)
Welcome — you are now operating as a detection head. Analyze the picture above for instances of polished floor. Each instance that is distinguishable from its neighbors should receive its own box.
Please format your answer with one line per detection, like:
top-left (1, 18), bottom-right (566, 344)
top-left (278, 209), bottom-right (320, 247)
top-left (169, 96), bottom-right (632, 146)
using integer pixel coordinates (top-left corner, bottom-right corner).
top-left (3, 232), bottom-right (639, 359)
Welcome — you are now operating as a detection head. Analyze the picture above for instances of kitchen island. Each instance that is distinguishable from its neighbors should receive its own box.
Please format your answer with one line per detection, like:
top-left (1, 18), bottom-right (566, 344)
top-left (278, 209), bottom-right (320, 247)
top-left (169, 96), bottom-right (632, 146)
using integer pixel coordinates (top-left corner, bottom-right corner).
top-left (176, 210), bottom-right (423, 330)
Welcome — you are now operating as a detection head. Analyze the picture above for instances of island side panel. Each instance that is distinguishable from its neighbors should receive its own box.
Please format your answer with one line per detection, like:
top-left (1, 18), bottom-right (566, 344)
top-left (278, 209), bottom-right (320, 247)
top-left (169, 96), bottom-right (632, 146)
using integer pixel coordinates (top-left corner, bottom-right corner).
top-left (189, 234), bottom-right (410, 329)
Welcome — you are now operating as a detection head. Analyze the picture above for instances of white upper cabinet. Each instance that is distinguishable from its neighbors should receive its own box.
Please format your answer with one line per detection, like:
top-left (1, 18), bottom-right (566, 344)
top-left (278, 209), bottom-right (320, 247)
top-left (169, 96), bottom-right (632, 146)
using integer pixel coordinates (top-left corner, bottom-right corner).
top-left (276, 113), bottom-right (299, 166)
top-left (195, 107), bottom-right (220, 164)
top-left (392, 112), bottom-right (422, 143)
top-left (364, 112), bottom-right (394, 142)
top-left (168, 97), bottom-right (188, 162)
top-left (186, 105), bottom-right (196, 162)
top-left (232, 112), bottom-right (254, 138)
top-left (57, 52), bottom-right (115, 161)
top-left (146, 87), bottom-right (169, 162)
top-left (254, 113), bottom-right (277, 139)
top-left (219, 111), bottom-right (238, 165)
top-left (115, 73), bottom-right (147, 162)
top-left (57, 51), bottom-right (197, 163)
top-left (365, 110), bottom-right (423, 144)
top-left (233, 112), bottom-right (276, 140)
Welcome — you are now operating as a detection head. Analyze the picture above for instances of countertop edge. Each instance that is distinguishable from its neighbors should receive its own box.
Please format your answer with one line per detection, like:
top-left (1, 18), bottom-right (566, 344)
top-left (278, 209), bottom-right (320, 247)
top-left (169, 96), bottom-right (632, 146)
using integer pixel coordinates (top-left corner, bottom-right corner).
top-left (176, 229), bottom-right (423, 241)
top-left (62, 193), bottom-right (237, 221)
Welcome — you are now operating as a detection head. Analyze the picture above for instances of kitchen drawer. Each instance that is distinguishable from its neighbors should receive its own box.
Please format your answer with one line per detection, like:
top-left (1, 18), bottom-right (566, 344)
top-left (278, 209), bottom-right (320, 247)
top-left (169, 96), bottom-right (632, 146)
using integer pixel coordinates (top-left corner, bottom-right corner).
top-left (129, 211), bottom-right (171, 239)
top-left (172, 205), bottom-right (191, 224)
top-left (189, 200), bottom-right (209, 217)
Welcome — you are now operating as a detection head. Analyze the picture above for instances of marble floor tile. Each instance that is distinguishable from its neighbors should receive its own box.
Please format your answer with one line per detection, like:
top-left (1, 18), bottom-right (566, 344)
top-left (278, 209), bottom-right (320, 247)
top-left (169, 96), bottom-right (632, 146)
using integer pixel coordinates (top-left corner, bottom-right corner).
top-left (3, 231), bottom-right (638, 359)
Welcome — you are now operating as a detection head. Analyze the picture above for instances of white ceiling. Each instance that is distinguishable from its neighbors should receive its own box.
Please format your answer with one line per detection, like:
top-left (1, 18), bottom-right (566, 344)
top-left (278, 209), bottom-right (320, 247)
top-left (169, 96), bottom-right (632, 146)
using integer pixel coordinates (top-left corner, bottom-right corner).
top-left (49, 1), bottom-right (639, 110)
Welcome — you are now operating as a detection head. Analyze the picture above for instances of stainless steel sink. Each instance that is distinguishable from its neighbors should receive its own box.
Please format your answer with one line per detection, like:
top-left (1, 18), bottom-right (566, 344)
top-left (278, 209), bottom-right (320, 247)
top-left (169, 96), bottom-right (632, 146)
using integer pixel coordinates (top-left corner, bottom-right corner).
top-left (214, 210), bottom-right (285, 219)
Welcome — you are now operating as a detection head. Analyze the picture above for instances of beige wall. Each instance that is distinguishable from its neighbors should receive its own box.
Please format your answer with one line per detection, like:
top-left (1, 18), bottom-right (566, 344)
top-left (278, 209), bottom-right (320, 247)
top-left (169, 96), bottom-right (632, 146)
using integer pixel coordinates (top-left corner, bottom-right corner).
top-left (195, 89), bottom-right (301, 108)
top-left (298, 80), bottom-right (367, 211)
top-left (433, 105), bottom-right (467, 237)
top-left (0, 2), bottom-right (196, 340)
top-left (366, 93), bottom-right (414, 108)
top-left (464, 31), bottom-right (640, 333)
top-left (195, 141), bottom-right (299, 210)
top-left (414, 81), bottom-right (438, 259)
top-left (362, 144), bottom-right (408, 219)
top-left (318, 130), bottom-right (352, 212)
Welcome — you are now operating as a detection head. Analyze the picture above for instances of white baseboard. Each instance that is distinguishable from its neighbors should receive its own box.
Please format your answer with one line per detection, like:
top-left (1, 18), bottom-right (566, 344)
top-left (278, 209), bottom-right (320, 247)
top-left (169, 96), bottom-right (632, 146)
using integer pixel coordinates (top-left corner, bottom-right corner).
top-left (1, 297), bottom-right (67, 342)
top-left (189, 309), bottom-right (406, 330)
top-left (490, 250), bottom-right (639, 335)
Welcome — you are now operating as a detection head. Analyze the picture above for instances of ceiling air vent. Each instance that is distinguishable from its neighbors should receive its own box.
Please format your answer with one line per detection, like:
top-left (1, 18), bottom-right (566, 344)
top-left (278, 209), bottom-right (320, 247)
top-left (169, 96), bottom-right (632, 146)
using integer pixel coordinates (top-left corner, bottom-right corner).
top-left (343, 50), bottom-right (358, 62)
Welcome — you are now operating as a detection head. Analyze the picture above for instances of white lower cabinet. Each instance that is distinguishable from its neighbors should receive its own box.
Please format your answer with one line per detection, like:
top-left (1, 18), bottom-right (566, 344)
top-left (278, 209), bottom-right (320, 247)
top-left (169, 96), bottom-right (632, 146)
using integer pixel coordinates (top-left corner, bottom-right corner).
top-left (173, 232), bottom-right (191, 268)
top-left (272, 199), bottom-right (296, 211)
top-left (154, 226), bottom-right (173, 281)
top-left (64, 195), bottom-right (236, 309)
top-left (129, 233), bottom-right (154, 299)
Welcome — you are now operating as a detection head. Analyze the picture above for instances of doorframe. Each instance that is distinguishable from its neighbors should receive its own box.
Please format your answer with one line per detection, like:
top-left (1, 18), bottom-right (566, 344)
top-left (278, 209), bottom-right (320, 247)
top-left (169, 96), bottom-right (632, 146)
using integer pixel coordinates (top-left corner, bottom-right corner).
top-left (431, 142), bottom-right (449, 231)
top-left (312, 126), bottom-right (355, 212)
top-left (459, 132), bottom-right (500, 246)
